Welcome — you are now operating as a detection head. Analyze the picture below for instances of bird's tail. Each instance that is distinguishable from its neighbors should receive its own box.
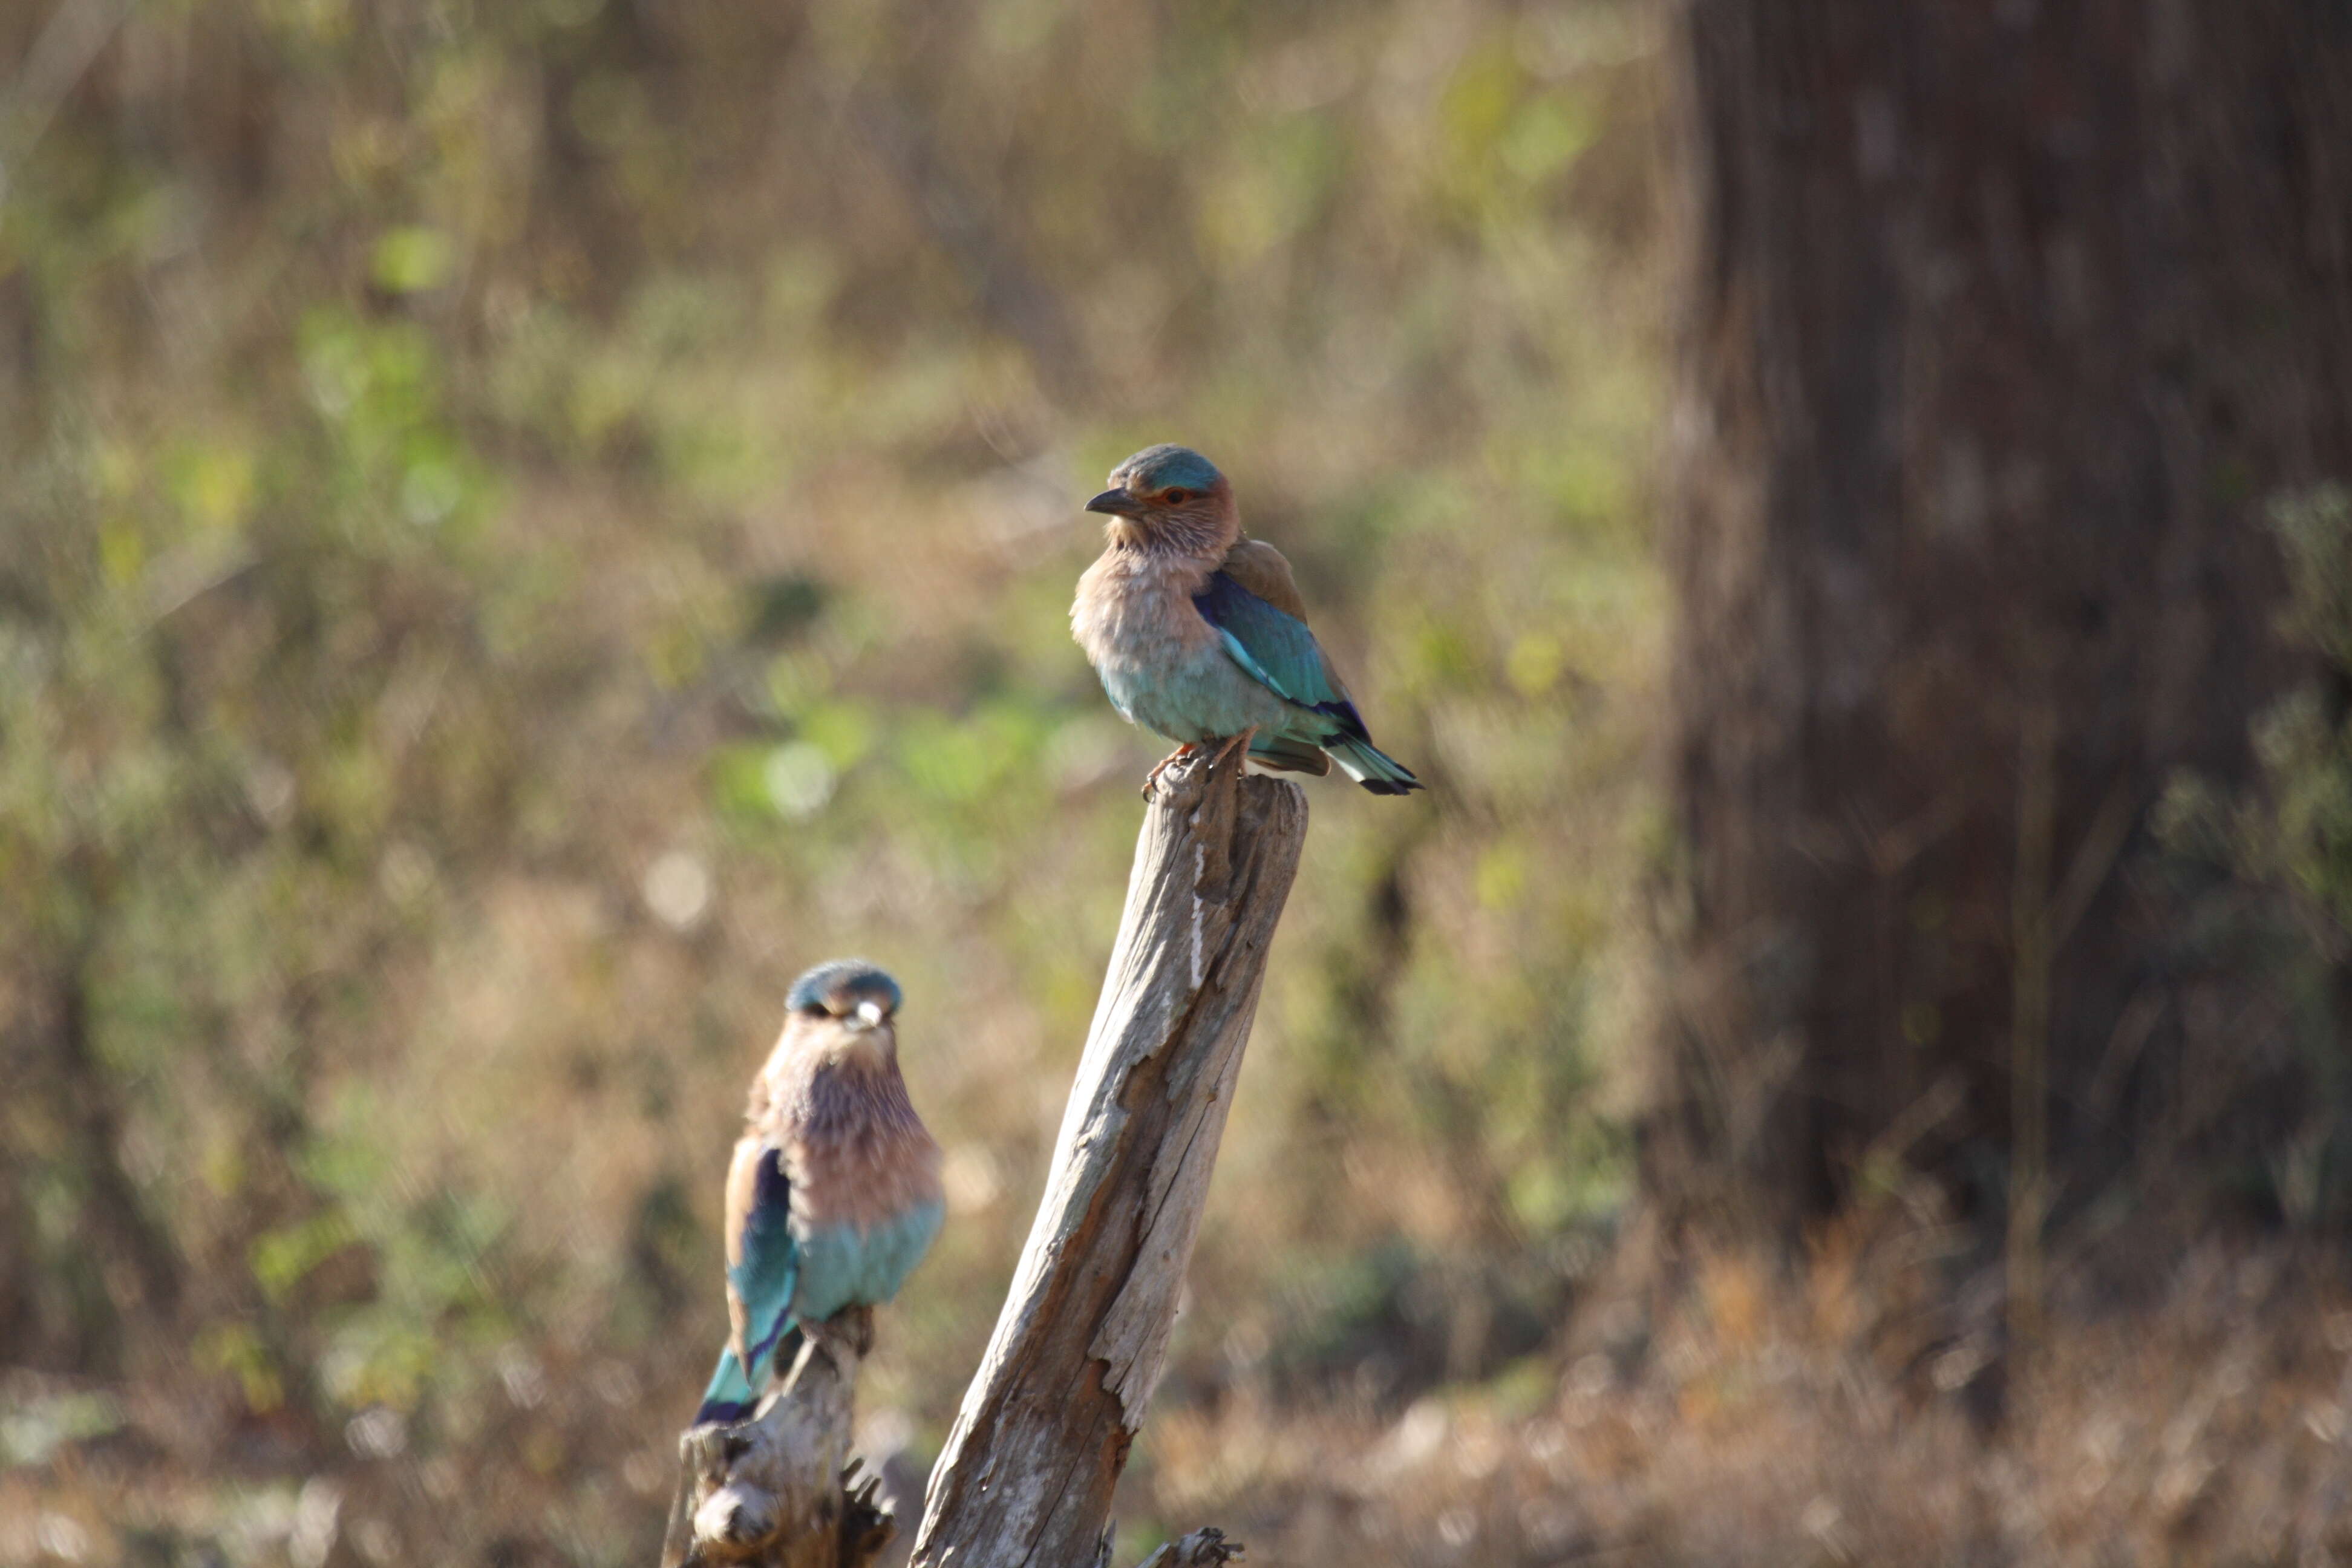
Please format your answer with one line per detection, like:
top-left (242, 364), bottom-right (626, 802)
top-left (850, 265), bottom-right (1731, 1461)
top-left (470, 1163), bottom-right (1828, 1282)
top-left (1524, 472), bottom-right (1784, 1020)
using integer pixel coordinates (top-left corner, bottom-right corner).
top-left (695, 1347), bottom-right (759, 1426)
top-left (693, 1323), bottom-right (804, 1426)
top-left (1247, 732), bottom-right (1333, 776)
top-left (1327, 736), bottom-right (1423, 795)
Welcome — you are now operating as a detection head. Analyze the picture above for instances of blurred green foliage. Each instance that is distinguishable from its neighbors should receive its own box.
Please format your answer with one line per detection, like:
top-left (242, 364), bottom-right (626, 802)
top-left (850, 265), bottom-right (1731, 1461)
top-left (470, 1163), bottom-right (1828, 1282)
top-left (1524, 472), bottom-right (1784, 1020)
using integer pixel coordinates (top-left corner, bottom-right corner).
top-left (0, 0), bottom-right (1664, 1559)
top-left (2154, 482), bottom-right (2352, 1222)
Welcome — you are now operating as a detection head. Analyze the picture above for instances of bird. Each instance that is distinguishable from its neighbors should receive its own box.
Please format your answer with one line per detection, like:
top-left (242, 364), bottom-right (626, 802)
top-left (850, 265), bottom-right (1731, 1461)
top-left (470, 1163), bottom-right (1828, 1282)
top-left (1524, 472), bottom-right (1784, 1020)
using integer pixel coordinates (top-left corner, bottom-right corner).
top-left (693, 959), bottom-right (944, 1427)
top-left (1071, 444), bottom-right (1423, 797)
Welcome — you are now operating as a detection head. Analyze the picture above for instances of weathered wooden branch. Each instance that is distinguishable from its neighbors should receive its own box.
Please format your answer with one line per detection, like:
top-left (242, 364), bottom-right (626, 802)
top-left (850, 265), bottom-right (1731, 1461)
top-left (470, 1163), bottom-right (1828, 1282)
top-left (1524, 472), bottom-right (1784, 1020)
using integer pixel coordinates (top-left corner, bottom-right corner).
top-left (1134, 1529), bottom-right (1246, 1568)
top-left (910, 750), bottom-right (1305, 1566)
top-left (659, 1308), bottom-right (896, 1568)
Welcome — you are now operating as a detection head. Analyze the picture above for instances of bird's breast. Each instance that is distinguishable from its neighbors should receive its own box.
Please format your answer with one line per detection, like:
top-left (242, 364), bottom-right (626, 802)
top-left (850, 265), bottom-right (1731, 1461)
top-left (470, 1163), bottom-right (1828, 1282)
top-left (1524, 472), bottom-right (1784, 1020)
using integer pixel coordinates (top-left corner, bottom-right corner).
top-left (789, 1200), bottom-right (946, 1320)
top-left (1073, 554), bottom-right (1220, 664)
top-left (783, 1085), bottom-right (943, 1319)
top-left (786, 1102), bottom-right (943, 1235)
top-left (1073, 552), bottom-right (1232, 728)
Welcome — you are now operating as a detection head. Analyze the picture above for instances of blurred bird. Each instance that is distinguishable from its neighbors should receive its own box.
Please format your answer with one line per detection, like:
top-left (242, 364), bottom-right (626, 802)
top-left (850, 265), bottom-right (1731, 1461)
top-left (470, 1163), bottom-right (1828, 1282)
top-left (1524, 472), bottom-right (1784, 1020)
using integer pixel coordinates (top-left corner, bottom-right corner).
top-left (694, 960), bottom-right (944, 1427)
top-left (1073, 445), bottom-right (1423, 796)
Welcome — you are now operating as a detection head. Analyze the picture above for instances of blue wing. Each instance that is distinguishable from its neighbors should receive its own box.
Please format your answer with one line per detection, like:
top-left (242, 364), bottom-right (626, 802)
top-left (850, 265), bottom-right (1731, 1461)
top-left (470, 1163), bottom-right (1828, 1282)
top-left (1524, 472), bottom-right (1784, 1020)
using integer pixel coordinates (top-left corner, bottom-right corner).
top-left (1192, 572), bottom-right (1371, 741)
top-left (696, 1142), bottom-right (800, 1425)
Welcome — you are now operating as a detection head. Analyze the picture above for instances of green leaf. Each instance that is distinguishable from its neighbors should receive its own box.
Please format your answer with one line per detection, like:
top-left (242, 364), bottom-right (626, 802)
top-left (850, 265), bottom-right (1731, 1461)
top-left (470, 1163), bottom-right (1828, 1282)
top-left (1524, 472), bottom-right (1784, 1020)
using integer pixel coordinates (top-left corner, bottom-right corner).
top-left (371, 227), bottom-right (456, 294)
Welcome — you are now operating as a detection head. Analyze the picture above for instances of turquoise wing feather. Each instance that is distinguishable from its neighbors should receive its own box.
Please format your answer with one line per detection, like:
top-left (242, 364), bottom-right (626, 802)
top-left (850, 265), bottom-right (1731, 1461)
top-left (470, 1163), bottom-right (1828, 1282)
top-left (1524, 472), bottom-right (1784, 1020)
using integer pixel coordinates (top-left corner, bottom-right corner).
top-left (1192, 572), bottom-right (1369, 737)
top-left (1194, 569), bottom-right (1424, 795)
top-left (696, 1145), bottom-right (799, 1425)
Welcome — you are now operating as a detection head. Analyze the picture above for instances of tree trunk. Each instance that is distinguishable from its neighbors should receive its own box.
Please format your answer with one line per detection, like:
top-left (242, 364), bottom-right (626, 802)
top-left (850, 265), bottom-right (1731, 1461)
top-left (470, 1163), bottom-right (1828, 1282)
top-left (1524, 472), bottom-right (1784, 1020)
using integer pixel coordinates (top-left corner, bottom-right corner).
top-left (1651, 0), bottom-right (2352, 1242)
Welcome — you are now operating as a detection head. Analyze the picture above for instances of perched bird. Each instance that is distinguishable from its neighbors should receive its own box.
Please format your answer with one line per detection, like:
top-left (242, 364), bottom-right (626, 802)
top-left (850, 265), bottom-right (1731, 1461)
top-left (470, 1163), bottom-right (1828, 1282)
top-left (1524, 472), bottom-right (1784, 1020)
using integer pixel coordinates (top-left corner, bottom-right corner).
top-left (694, 960), bottom-right (944, 1427)
top-left (1072, 445), bottom-right (1423, 795)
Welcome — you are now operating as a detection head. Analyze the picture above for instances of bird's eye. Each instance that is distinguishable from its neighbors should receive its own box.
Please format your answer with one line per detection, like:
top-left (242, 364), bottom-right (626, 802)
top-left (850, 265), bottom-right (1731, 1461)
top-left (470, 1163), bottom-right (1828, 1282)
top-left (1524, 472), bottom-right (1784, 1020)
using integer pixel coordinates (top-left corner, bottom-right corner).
top-left (1163, 488), bottom-right (1189, 505)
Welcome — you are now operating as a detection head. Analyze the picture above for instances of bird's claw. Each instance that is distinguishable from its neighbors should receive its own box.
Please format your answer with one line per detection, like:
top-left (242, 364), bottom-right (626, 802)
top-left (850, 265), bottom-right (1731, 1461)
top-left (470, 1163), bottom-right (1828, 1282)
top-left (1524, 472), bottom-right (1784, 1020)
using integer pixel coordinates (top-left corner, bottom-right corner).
top-left (1142, 744), bottom-right (1199, 799)
top-left (1143, 733), bottom-right (1256, 799)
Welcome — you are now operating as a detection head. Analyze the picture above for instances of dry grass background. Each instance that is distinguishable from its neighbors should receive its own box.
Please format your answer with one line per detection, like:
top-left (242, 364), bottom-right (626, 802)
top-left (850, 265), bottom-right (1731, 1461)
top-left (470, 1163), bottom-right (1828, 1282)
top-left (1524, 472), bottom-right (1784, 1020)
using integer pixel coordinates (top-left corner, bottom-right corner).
top-left (3, 2), bottom-right (2350, 1564)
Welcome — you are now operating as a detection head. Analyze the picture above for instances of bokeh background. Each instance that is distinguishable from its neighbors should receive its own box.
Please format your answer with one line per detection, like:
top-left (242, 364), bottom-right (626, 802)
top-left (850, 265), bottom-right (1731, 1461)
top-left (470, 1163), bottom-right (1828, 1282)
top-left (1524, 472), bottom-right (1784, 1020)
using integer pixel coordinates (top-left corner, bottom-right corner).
top-left (4, 2), bottom-right (2351, 1566)
top-left (2, 1), bottom-right (1662, 1562)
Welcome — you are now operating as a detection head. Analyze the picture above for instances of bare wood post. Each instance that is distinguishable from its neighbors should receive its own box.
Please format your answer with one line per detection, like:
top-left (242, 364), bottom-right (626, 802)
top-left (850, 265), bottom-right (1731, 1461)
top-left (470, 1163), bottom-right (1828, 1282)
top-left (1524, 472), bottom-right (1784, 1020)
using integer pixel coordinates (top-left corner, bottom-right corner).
top-left (911, 750), bottom-right (1305, 1566)
top-left (660, 1308), bottom-right (897, 1568)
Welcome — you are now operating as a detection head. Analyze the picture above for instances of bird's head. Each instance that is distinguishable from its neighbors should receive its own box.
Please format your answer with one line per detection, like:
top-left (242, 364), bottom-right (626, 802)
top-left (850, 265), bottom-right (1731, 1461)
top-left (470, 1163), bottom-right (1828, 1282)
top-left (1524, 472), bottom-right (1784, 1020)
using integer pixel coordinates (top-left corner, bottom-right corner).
top-left (783, 958), bottom-right (903, 1061)
top-left (1085, 445), bottom-right (1238, 558)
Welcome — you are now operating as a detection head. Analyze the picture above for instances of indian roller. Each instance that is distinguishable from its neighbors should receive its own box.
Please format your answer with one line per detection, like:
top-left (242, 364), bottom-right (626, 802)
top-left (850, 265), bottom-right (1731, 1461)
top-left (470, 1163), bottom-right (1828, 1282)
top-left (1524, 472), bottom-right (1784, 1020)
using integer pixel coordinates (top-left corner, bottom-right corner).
top-left (1072, 445), bottom-right (1424, 796)
top-left (693, 959), bottom-right (944, 1427)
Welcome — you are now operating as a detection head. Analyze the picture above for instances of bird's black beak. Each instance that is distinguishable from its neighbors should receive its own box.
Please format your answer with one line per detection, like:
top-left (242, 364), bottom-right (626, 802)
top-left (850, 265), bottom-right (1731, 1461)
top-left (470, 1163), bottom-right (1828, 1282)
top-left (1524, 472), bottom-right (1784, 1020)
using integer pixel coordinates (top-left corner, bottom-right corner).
top-left (1086, 488), bottom-right (1143, 519)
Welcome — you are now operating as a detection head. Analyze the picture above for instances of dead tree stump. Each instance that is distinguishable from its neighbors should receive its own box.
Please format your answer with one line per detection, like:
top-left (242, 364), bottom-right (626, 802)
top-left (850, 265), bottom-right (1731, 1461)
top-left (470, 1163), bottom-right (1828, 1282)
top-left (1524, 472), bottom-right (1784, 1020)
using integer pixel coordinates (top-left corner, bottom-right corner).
top-left (659, 1308), bottom-right (896, 1568)
top-left (910, 750), bottom-right (1304, 1566)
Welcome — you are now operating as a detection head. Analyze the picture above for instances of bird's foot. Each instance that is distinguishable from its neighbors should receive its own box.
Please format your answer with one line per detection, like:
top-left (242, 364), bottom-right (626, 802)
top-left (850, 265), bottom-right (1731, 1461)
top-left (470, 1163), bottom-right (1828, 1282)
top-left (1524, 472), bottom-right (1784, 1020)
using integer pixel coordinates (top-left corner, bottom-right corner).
top-left (1142, 744), bottom-right (1200, 799)
top-left (1207, 728), bottom-right (1256, 774)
